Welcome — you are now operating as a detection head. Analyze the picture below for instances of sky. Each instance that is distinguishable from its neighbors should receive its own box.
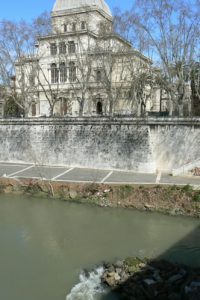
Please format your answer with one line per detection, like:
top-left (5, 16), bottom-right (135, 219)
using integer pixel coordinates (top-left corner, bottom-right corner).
top-left (0, 0), bottom-right (132, 21)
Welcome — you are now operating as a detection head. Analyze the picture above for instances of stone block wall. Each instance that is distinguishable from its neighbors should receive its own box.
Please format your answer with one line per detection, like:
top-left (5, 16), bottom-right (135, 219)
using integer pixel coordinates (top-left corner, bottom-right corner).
top-left (0, 117), bottom-right (199, 173)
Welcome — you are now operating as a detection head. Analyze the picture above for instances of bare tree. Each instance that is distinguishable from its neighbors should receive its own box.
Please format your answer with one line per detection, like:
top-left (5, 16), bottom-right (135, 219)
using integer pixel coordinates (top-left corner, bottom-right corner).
top-left (0, 13), bottom-right (51, 116)
top-left (191, 61), bottom-right (200, 115)
top-left (123, 0), bottom-right (200, 116)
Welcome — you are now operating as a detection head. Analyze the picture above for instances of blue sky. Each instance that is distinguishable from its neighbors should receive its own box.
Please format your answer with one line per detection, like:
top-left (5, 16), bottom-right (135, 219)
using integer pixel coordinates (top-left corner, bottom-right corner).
top-left (0, 1), bottom-right (132, 21)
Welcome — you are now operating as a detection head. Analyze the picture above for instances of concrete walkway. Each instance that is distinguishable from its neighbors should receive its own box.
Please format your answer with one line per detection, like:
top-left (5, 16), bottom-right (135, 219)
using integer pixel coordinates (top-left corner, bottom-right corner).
top-left (0, 162), bottom-right (200, 187)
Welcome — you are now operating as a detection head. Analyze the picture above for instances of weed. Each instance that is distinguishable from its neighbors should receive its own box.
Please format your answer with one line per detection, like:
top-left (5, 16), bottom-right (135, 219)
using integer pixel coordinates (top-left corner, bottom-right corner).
top-left (119, 185), bottom-right (134, 198)
top-left (193, 193), bottom-right (200, 202)
top-left (181, 184), bottom-right (193, 193)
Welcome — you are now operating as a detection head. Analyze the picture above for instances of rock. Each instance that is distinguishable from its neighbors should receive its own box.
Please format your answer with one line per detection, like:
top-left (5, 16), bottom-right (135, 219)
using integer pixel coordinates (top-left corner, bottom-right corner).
top-left (69, 190), bottom-right (78, 199)
top-left (115, 260), bottom-right (124, 268)
top-left (143, 278), bottom-right (156, 285)
top-left (107, 265), bottom-right (115, 273)
top-left (120, 271), bottom-right (130, 282)
top-left (104, 276), bottom-right (116, 287)
top-left (168, 273), bottom-right (185, 283)
top-left (114, 273), bottom-right (121, 281)
top-left (101, 258), bottom-right (200, 300)
top-left (190, 281), bottom-right (200, 288)
top-left (116, 267), bottom-right (122, 274)
top-left (139, 262), bottom-right (147, 269)
top-left (153, 271), bottom-right (162, 282)
top-left (169, 293), bottom-right (181, 300)
top-left (103, 272), bottom-right (120, 287)
top-left (144, 204), bottom-right (154, 210)
top-left (103, 189), bottom-right (110, 193)
top-left (171, 207), bottom-right (184, 216)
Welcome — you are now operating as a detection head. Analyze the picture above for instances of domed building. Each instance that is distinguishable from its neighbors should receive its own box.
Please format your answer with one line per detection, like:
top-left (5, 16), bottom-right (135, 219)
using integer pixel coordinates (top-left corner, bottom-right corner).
top-left (15, 0), bottom-right (160, 117)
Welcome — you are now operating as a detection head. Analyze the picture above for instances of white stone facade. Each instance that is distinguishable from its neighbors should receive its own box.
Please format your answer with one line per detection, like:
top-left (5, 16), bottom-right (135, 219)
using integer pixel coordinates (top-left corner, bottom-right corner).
top-left (15, 0), bottom-right (161, 117)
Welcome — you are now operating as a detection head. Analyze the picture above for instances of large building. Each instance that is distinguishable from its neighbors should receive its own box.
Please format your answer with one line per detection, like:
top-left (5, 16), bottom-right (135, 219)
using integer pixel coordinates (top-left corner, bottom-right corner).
top-left (15, 0), bottom-right (162, 117)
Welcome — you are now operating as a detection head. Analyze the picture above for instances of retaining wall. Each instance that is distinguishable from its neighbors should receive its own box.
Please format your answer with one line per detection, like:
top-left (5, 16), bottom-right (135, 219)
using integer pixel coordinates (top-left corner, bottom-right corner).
top-left (0, 117), bottom-right (199, 173)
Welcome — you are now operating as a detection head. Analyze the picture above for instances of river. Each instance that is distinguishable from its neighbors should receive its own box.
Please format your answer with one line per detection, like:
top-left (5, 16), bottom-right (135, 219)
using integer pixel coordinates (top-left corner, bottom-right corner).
top-left (0, 194), bottom-right (199, 300)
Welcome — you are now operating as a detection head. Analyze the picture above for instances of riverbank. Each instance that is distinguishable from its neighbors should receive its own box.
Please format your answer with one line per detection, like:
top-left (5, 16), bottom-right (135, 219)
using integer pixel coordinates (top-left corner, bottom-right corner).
top-left (101, 257), bottom-right (200, 299)
top-left (0, 177), bottom-right (199, 218)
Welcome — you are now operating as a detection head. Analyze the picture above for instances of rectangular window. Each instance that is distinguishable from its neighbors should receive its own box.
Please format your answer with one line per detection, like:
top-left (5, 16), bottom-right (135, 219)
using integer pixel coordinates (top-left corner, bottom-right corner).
top-left (29, 74), bottom-right (35, 86)
top-left (63, 24), bottom-right (67, 32)
top-left (72, 23), bottom-right (76, 31)
top-left (96, 70), bottom-right (102, 82)
top-left (59, 42), bottom-right (66, 54)
top-left (81, 21), bottom-right (86, 30)
top-left (68, 41), bottom-right (76, 54)
top-left (50, 43), bottom-right (57, 55)
top-left (60, 63), bottom-right (67, 83)
top-left (51, 64), bottom-right (59, 83)
top-left (69, 62), bottom-right (76, 82)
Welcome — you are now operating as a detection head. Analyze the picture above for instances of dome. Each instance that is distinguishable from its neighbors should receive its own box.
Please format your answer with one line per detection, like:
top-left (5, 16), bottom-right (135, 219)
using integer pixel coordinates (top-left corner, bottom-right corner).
top-left (52, 0), bottom-right (112, 17)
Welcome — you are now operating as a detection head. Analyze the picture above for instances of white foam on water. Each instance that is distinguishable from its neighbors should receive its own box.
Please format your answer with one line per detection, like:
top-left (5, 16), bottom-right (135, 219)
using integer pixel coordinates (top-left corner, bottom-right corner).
top-left (66, 267), bottom-right (105, 300)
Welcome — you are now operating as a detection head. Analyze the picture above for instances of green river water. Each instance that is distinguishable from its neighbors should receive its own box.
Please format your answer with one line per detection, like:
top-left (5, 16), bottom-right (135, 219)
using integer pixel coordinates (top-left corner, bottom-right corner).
top-left (0, 194), bottom-right (199, 300)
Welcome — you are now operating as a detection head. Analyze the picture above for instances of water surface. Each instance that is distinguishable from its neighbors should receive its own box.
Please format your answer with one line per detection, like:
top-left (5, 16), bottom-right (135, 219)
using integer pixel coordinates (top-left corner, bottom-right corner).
top-left (0, 195), bottom-right (199, 300)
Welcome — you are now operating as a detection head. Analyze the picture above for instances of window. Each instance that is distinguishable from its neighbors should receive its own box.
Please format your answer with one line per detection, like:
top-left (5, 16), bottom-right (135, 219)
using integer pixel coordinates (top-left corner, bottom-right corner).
top-left (69, 62), bottom-right (76, 82)
top-left (50, 43), bottom-right (57, 55)
top-left (68, 41), bottom-right (76, 54)
top-left (96, 70), bottom-right (102, 82)
top-left (72, 23), bottom-right (76, 31)
top-left (29, 74), bottom-right (35, 86)
top-left (51, 63), bottom-right (59, 83)
top-left (96, 101), bottom-right (103, 115)
top-left (59, 42), bottom-right (66, 54)
top-left (63, 24), bottom-right (67, 32)
top-left (60, 62), bottom-right (67, 83)
top-left (81, 21), bottom-right (86, 30)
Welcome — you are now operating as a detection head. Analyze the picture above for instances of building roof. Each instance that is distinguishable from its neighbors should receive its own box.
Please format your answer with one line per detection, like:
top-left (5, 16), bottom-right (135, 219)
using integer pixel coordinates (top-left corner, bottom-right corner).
top-left (52, 0), bottom-right (112, 17)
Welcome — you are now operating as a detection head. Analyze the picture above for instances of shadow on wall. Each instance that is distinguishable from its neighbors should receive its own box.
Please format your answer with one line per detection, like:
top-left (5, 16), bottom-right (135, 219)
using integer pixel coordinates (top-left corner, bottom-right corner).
top-left (103, 225), bottom-right (200, 300)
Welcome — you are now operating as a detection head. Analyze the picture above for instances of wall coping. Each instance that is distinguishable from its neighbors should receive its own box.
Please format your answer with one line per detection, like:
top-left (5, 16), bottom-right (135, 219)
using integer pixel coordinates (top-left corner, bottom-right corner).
top-left (0, 117), bottom-right (200, 126)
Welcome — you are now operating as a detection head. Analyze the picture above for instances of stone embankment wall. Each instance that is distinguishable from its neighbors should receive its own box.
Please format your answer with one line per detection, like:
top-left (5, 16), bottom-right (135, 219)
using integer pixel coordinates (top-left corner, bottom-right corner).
top-left (0, 117), bottom-right (199, 173)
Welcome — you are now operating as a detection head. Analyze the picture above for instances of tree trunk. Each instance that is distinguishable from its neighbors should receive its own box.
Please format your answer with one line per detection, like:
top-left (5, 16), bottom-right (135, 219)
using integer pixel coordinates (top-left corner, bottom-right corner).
top-left (79, 99), bottom-right (84, 116)
top-left (168, 94), bottom-right (174, 116)
top-left (137, 101), bottom-right (142, 117)
top-left (49, 105), bottom-right (54, 117)
top-left (109, 93), bottom-right (114, 116)
top-left (178, 104), bottom-right (184, 117)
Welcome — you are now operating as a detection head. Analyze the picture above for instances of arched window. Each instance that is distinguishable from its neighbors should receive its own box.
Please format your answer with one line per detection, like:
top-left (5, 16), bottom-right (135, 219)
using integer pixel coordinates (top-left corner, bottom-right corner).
top-left (60, 62), bottom-right (67, 83)
top-left (96, 70), bottom-right (102, 82)
top-left (68, 41), bottom-right (76, 54)
top-left (96, 101), bottom-right (103, 115)
top-left (69, 62), bottom-right (76, 82)
top-left (51, 63), bottom-right (59, 83)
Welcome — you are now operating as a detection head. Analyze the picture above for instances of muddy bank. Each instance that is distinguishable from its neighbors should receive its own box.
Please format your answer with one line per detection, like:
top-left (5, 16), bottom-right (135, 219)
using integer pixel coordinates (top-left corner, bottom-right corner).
top-left (0, 177), bottom-right (199, 217)
top-left (101, 257), bottom-right (200, 300)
